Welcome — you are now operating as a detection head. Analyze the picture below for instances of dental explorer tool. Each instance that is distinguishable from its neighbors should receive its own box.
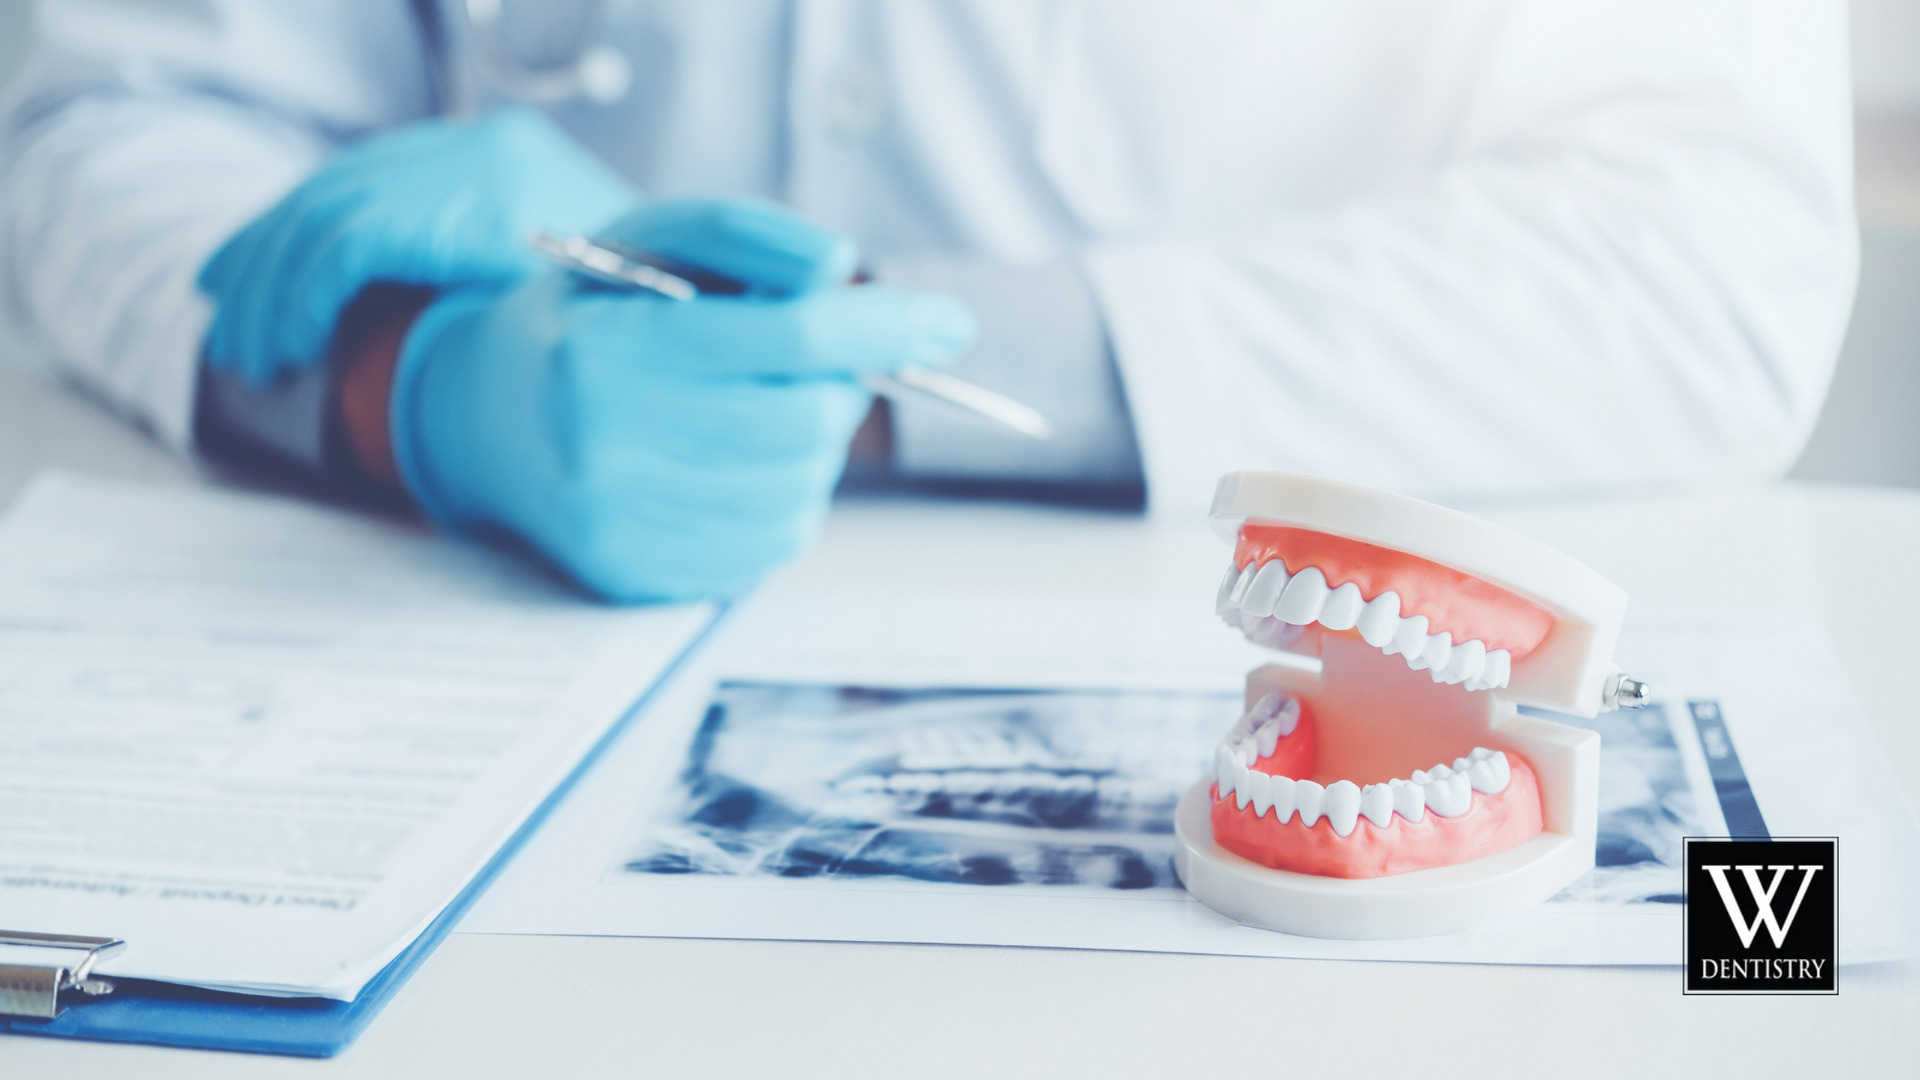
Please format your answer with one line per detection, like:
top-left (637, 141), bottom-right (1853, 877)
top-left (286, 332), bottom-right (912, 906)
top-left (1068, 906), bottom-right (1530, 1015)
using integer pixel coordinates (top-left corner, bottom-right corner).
top-left (529, 231), bottom-right (1055, 441)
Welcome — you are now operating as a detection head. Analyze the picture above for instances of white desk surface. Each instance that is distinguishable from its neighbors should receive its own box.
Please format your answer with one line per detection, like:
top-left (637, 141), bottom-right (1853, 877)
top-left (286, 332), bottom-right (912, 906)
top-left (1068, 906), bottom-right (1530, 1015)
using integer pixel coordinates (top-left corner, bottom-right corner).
top-left (2, 350), bottom-right (1916, 1077)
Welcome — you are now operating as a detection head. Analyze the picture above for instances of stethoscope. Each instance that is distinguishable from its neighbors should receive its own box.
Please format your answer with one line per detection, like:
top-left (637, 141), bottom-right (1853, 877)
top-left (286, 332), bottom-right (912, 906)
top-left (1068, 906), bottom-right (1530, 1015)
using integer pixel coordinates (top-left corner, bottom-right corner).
top-left (412, 0), bottom-right (631, 111)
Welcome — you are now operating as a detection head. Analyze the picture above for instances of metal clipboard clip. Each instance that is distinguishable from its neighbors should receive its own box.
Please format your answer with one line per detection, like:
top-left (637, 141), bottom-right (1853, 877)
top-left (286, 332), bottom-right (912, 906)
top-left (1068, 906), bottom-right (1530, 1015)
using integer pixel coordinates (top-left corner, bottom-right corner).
top-left (0, 930), bottom-right (125, 1019)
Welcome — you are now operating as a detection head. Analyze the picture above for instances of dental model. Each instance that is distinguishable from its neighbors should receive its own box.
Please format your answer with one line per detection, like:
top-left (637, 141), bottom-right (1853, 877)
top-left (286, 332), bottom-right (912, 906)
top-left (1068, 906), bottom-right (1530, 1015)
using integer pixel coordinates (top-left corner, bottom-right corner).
top-left (1173, 471), bottom-right (1647, 939)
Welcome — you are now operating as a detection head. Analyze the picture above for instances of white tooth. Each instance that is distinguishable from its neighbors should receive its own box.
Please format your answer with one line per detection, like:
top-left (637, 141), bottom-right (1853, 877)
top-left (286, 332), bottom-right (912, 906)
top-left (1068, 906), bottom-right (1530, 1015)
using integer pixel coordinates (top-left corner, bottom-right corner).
top-left (1452, 756), bottom-right (1473, 773)
top-left (1468, 746), bottom-right (1494, 761)
top-left (1323, 780), bottom-right (1362, 837)
top-left (1227, 709), bottom-right (1256, 744)
top-left (1247, 770), bottom-right (1273, 817)
top-left (1225, 700), bottom-right (1265, 750)
top-left (1356, 591), bottom-right (1401, 647)
top-left (1423, 771), bottom-right (1474, 817)
top-left (1410, 763), bottom-right (1451, 785)
top-left (1293, 779), bottom-right (1326, 827)
top-left (1235, 769), bottom-right (1256, 810)
top-left (1389, 614), bottom-right (1429, 661)
top-left (1268, 773), bottom-right (1297, 824)
top-left (1239, 560), bottom-right (1291, 618)
top-left (1246, 616), bottom-right (1301, 649)
top-left (1272, 697), bottom-right (1300, 737)
top-left (1215, 745), bottom-right (1240, 798)
top-left (1466, 750), bottom-right (1511, 794)
top-left (1359, 783), bottom-right (1395, 829)
top-left (1254, 718), bottom-right (1282, 758)
top-left (1227, 563), bottom-right (1258, 608)
top-left (1419, 631), bottom-right (1452, 675)
top-left (1250, 691), bottom-right (1285, 722)
top-left (1215, 562), bottom-right (1242, 616)
top-left (1445, 638), bottom-right (1486, 685)
top-left (1237, 740), bottom-right (1258, 768)
top-left (1273, 566), bottom-right (1330, 625)
top-left (1387, 777), bottom-right (1426, 823)
top-left (1480, 649), bottom-right (1511, 689)
top-left (1317, 582), bottom-right (1365, 631)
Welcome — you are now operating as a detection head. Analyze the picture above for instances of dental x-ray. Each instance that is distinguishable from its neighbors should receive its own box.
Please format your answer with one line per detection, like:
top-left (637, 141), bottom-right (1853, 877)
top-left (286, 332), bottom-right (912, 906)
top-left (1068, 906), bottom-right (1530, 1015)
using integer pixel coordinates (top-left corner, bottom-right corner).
top-left (621, 682), bottom-right (1714, 904)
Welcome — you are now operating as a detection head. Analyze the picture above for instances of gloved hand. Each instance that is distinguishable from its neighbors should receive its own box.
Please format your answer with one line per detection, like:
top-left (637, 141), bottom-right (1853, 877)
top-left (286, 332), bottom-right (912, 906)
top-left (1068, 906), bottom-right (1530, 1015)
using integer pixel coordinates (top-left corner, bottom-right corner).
top-left (199, 108), bottom-right (636, 385)
top-left (391, 200), bottom-right (978, 602)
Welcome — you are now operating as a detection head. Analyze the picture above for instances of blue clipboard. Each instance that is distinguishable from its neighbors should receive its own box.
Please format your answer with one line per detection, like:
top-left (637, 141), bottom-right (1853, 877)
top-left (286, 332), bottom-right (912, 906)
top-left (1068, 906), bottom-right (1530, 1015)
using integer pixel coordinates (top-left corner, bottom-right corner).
top-left (1, 607), bottom-right (726, 1057)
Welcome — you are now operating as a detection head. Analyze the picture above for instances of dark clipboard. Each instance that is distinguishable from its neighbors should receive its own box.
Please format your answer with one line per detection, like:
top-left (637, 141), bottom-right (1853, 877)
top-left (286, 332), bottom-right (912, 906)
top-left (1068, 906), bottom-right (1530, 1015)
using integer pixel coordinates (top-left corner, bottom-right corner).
top-left (1, 606), bottom-right (726, 1057)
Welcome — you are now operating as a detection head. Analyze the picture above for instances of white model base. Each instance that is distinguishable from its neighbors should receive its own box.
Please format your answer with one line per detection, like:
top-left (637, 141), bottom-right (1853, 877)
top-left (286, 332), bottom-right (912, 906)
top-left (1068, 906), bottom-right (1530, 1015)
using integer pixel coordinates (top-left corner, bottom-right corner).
top-left (1172, 780), bottom-right (1595, 940)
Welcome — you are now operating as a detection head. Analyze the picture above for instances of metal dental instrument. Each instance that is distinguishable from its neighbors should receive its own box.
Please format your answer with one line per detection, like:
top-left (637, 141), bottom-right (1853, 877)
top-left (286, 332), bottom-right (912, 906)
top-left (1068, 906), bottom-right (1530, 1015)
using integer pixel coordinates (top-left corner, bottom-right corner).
top-left (529, 231), bottom-right (1056, 441)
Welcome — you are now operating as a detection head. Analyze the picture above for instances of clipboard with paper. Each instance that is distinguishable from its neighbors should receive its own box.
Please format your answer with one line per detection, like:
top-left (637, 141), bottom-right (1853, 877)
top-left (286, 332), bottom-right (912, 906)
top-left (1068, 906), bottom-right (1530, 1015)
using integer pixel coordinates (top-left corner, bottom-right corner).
top-left (0, 473), bottom-right (718, 1056)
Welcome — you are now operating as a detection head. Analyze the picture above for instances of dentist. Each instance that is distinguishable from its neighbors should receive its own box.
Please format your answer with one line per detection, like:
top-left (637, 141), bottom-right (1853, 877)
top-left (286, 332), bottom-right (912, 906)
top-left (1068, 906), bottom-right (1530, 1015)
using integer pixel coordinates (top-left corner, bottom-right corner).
top-left (0, 1), bottom-right (1857, 601)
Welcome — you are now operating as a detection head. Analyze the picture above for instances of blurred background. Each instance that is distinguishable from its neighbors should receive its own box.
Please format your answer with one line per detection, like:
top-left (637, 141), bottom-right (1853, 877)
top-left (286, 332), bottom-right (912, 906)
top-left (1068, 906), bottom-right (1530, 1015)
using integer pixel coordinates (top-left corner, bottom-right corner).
top-left (1810, 0), bottom-right (1920, 488)
top-left (0, 0), bottom-right (1914, 488)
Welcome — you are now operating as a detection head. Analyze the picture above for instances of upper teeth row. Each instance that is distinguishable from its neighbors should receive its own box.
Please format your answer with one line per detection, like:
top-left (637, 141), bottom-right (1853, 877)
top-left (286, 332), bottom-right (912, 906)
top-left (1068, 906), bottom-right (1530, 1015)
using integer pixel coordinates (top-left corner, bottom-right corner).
top-left (1215, 730), bottom-right (1511, 838)
top-left (1216, 560), bottom-right (1512, 691)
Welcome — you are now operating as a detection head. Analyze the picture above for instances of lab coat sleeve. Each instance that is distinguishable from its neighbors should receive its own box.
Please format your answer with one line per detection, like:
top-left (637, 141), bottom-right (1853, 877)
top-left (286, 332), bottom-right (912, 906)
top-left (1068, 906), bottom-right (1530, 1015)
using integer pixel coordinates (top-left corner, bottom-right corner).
top-left (1080, 2), bottom-right (1857, 520)
top-left (0, 0), bottom-right (433, 449)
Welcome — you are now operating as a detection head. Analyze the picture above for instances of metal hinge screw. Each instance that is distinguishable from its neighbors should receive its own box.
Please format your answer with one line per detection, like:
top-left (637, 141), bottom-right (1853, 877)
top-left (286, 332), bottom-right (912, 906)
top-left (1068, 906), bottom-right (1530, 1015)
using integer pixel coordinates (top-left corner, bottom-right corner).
top-left (1604, 673), bottom-right (1651, 709)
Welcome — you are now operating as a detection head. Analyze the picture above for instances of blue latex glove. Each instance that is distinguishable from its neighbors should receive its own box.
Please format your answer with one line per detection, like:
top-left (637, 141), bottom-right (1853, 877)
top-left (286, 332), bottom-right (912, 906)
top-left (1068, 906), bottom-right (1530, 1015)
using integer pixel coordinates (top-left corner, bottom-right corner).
top-left (391, 200), bottom-right (978, 602)
top-left (198, 108), bottom-right (636, 385)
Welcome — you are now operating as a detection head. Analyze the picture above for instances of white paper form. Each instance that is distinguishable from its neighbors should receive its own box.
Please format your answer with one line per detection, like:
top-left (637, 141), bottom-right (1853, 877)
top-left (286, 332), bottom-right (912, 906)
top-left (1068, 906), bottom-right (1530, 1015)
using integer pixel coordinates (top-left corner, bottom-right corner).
top-left (0, 473), bottom-right (713, 998)
top-left (462, 592), bottom-right (1920, 967)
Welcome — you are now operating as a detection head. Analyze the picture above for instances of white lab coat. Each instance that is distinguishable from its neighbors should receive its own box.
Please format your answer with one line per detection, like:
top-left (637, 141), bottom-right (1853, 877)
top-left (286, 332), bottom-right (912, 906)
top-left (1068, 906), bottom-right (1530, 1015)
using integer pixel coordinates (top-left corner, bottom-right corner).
top-left (0, 0), bottom-right (1857, 519)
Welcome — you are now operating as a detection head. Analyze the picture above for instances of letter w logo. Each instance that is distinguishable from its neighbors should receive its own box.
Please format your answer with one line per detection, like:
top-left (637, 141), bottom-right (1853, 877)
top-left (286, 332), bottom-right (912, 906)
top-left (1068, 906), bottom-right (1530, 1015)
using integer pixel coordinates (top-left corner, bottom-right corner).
top-left (1701, 864), bottom-right (1824, 949)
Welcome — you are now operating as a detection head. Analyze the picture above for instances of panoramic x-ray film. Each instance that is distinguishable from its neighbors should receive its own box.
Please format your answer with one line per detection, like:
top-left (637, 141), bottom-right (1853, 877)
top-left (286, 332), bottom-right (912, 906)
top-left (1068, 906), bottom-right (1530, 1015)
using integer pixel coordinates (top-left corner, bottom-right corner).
top-left (620, 682), bottom-right (1717, 905)
top-left (1542, 702), bottom-right (1718, 906)
top-left (623, 684), bottom-right (1224, 890)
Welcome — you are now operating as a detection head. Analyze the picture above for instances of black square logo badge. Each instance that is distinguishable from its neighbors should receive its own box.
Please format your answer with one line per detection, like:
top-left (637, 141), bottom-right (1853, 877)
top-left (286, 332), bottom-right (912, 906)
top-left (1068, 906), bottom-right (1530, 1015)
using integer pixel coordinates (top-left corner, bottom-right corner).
top-left (1684, 837), bottom-right (1837, 994)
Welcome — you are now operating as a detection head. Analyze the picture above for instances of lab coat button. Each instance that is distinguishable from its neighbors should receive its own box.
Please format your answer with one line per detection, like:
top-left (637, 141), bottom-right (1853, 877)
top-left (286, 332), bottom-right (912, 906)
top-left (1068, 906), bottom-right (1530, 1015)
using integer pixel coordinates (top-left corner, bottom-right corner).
top-left (824, 64), bottom-right (886, 136)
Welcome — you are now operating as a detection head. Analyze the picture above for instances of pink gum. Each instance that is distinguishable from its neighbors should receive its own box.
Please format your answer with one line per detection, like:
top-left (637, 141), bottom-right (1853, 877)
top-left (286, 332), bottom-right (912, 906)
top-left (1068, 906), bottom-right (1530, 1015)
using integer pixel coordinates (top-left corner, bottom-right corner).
top-left (1233, 525), bottom-right (1553, 660)
top-left (1211, 755), bottom-right (1544, 879)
